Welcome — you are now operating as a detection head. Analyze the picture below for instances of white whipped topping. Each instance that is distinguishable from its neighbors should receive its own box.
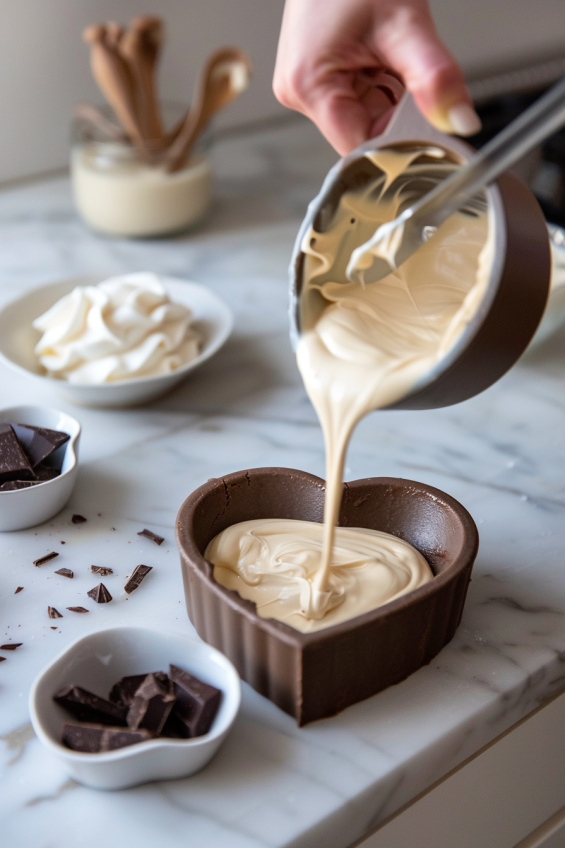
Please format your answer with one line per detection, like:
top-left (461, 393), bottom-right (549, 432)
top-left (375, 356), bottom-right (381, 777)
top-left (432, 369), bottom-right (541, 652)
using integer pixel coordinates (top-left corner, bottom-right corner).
top-left (33, 273), bottom-right (200, 384)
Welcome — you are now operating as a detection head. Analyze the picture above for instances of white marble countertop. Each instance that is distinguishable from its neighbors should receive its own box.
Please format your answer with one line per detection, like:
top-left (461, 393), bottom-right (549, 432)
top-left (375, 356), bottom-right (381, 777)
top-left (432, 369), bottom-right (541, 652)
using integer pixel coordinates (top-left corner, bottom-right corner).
top-left (1, 117), bottom-right (565, 848)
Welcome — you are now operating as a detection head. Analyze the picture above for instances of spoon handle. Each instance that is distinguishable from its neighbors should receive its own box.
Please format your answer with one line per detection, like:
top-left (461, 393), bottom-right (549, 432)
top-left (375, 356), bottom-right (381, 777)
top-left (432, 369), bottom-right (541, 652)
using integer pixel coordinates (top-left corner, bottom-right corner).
top-left (414, 74), bottom-right (565, 229)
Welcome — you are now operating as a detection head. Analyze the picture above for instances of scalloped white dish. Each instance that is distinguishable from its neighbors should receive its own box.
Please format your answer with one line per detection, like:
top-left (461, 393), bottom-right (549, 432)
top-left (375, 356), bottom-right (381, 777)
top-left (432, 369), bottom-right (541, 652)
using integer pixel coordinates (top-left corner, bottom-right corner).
top-left (0, 405), bottom-right (81, 531)
top-left (29, 626), bottom-right (242, 790)
top-left (0, 275), bottom-right (233, 407)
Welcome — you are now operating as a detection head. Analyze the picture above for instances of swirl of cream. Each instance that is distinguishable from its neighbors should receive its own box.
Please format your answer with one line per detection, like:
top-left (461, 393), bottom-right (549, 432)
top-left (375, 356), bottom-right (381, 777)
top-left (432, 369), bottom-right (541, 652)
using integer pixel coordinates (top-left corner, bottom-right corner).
top-left (33, 273), bottom-right (200, 383)
top-left (206, 518), bottom-right (433, 632)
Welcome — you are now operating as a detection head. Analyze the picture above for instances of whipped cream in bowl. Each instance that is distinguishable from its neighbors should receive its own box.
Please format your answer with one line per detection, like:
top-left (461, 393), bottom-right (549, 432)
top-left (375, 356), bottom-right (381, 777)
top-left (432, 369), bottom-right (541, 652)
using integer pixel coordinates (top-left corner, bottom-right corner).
top-left (0, 273), bottom-right (233, 407)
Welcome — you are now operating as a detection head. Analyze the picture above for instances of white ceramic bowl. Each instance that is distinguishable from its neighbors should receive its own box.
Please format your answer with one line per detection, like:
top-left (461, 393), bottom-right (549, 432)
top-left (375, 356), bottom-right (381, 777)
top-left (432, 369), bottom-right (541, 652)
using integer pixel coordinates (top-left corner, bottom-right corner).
top-left (0, 275), bottom-right (233, 407)
top-left (29, 626), bottom-right (242, 790)
top-left (0, 405), bottom-right (81, 532)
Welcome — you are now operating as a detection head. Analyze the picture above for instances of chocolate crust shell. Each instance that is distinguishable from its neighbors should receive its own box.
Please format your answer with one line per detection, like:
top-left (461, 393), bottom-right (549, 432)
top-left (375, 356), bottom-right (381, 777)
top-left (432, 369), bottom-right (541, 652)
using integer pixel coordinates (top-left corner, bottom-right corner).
top-left (176, 468), bottom-right (478, 725)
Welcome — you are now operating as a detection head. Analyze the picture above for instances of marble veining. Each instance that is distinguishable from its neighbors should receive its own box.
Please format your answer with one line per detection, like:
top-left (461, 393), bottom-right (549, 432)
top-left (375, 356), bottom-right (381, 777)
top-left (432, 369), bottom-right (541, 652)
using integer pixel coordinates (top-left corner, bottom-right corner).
top-left (1, 117), bottom-right (565, 847)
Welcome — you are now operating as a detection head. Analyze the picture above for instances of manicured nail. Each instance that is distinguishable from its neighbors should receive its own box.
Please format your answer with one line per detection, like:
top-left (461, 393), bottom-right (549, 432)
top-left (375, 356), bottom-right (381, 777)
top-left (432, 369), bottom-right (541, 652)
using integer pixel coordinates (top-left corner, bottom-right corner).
top-left (447, 102), bottom-right (482, 136)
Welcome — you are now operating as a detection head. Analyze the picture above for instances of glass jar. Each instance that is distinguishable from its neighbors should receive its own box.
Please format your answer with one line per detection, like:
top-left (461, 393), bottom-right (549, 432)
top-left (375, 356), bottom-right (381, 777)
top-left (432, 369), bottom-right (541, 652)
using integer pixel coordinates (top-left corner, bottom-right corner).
top-left (71, 103), bottom-right (213, 238)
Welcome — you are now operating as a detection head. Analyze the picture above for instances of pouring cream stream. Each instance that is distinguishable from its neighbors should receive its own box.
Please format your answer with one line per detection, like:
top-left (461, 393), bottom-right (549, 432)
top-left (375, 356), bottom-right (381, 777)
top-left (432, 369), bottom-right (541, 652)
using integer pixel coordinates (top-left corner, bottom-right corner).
top-left (208, 145), bottom-right (493, 632)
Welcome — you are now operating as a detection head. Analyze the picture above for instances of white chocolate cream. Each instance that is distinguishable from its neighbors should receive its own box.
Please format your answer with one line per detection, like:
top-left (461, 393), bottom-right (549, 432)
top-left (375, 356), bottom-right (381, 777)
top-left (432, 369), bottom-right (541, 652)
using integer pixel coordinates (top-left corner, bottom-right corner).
top-left (33, 272), bottom-right (200, 384)
top-left (206, 519), bottom-right (432, 633)
top-left (209, 145), bottom-right (492, 632)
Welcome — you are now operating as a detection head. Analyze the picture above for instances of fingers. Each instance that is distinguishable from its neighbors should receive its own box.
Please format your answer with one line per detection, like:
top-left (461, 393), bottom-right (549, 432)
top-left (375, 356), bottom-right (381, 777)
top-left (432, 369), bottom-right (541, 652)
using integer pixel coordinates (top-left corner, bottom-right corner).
top-left (311, 78), bottom-right (397, 155)
top-left (373, 4), bottom-right (481, 135)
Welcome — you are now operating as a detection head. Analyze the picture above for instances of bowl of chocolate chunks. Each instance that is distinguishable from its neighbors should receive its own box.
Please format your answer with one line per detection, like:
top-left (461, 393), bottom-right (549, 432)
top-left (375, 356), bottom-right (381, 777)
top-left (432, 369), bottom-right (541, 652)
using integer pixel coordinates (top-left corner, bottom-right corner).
top-left (0, 405), bottom-right (81, 531)
top-left (29, 626), bottom-right (241, 790)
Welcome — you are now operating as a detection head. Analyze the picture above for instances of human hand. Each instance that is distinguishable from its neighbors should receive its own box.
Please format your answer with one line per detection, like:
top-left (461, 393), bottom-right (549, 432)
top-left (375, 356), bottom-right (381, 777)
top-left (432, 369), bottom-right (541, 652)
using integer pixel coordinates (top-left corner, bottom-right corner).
top-left (273, 0), bottom-right (481, 156)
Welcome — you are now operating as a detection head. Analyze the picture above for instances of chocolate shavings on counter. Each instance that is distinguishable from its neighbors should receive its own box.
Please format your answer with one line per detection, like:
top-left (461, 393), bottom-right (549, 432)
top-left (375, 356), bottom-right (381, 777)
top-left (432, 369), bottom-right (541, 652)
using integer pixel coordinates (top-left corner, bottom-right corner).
top-left (48, 606), bottom-right (63, 619)
top-left (87, 583), bottom-right (112, 603)
top-left (91, 565), bottom-right (113, 576)
top-left (34, 551), bottom-right (59, 567)
top-left (72, 514), bottom-right (87, 524)
top-left (55, 568), bottom-right (73, 578)
top-left (67, 607), bottom-right (89, 614)
top-left (137, 528), bottom-right (164, 546)
top-left (124, 565), bottom-right (152, 594)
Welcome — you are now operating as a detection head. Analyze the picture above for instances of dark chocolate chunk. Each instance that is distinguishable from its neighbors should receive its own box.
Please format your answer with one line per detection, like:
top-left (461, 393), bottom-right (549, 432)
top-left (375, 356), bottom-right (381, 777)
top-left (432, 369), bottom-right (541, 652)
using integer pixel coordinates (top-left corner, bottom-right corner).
top-left (10, 423), bottom-right (69, 468)
top-left (87, 583), bottom-right (112, 603)
top-left (14, 586), bottom-right (23, 594)
top-left (72, 514), bottom-right (87, 524)
top-left (62, 722), bottom-right (151, 753)
top-left (0, 480), bottom-right (40, 491)
top-left (0, 643), bottom-right (22, 650)
top-left (91, 565), bottom-right (113, 576)
top-left (0, 657), bottom-right (5, 662)
top-left (55, 568), bottom-right (73, 578)
top-left (169, 665), bottom-right (222, 738)
top-left (124, 565), bottom-right (152, 594)
top-left (34, 551), bottom-right (59, 567)
top-left (127, 673), bottom-right (175, 735)
top-left (48, 606), bottom-right (63, 619)
top-left (34, 464), bottom-right (59, 482)
top-left (67, 606), bottom-right (89, 613)
top-left (54, 685), bottom-right (128, 725)
top-left (109, 671), bottom-right (169, 707)
top-left (161, 710), bottom-right (191, 739)
top-left (137, 528), bottom-right (164, 546)
top-left (0, 424), bottom-right (35, 483)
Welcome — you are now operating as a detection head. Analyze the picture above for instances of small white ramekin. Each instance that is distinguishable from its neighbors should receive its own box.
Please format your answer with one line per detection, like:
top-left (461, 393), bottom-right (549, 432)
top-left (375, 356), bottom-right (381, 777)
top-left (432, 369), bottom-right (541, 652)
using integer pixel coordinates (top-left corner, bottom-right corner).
top-left (0, 405), bottom-right (81, 532)
top-left (29, 626), bottom-right (241, 790)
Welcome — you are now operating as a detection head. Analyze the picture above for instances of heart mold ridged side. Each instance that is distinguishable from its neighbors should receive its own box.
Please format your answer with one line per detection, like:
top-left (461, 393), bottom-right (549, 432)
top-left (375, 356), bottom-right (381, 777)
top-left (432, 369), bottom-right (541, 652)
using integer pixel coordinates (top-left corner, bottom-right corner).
top-left (175, 468), bottom-right (478, 725)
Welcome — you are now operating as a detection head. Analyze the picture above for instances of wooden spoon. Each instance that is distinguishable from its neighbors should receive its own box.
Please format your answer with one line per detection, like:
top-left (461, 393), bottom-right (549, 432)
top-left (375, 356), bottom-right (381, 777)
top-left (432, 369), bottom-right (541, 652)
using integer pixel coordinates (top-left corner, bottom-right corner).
top-left (120, 16), bottom-right (164, 144)
top-left (83, 24), bottom-right (147, 155)
top-left (165, 47), bottom-right (252, 173)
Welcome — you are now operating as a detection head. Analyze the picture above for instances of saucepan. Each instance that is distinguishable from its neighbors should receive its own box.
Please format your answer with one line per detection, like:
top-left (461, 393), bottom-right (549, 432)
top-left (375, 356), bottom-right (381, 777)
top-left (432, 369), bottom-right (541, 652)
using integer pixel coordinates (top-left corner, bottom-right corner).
top-left (290, 90), bottom-right (551, 409)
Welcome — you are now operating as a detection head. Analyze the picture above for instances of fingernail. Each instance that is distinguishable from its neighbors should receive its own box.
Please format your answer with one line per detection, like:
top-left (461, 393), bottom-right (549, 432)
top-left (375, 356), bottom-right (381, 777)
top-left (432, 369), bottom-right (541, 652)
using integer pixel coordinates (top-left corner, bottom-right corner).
top-left (446, 103), bottom-right (482, 136)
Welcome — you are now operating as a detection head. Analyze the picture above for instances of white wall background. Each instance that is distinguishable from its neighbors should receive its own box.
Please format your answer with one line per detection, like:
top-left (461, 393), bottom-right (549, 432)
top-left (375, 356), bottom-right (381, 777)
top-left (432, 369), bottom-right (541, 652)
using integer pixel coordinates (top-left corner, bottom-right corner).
top-left (0, 0), bottom-right (564, 184)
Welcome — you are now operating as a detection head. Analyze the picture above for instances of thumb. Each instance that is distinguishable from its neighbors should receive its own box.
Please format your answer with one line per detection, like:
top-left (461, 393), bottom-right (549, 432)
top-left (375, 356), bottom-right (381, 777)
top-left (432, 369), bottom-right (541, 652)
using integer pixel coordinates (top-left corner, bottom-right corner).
top-left (375, 7), bottom-right (481, 136)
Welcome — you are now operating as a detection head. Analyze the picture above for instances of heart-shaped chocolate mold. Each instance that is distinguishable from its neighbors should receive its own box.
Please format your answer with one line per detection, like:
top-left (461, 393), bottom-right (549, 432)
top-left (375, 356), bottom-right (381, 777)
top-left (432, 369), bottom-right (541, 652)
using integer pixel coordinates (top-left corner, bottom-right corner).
top-left (176, 468), bottom-right (478, 725)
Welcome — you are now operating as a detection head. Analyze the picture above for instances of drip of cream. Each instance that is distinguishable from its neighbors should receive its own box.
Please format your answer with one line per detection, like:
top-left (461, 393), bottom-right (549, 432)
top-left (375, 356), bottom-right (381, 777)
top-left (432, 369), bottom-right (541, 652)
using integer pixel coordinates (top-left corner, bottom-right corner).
top-left (33, 272), bottom-right (200, 384)
top-left (206, 518), bottom-right (432, 633)
top-left (209, 145), bottom-right (492, 631)
top-left (295, 146), bottom-right (492, 619)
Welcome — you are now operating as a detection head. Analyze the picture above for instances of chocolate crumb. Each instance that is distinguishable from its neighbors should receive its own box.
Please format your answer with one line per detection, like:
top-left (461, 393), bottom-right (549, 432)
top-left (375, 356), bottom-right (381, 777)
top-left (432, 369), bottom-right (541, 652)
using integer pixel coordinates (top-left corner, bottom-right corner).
top-left (0, 657), bottom-right (5, 662)
top-left (0, 643), bottom-right (22, 650)
top-left (50, 626), bottom-right (57, 630)
top-left (55, 568), bottom-right (74, 579)
top-left (67, 606), bottom-right (89, 614)
top-left (91, 565), bottom-right (113, 576)
top-left (34, 551), bottom-right (59, 567)
top-left (87, 583), bottom-right (112, 604)
top-left (48, 606), bottom-right (63, 619)
top-left (124, 565), bottom-right (153, 594)
top-left (72, 514), bottom-right (87, 524)
top-left (137, 529), bottom-right (164, 546)
top-left (14, 587), bottom-right (23, 594)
